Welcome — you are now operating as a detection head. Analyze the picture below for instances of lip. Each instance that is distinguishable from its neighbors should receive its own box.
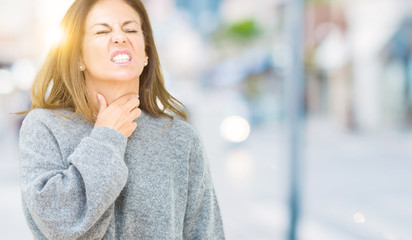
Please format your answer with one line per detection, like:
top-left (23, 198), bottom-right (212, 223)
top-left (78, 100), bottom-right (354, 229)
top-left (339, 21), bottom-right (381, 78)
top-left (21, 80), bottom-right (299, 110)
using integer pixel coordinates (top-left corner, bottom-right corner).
top-left (110, 49), bottom-right (133, 65)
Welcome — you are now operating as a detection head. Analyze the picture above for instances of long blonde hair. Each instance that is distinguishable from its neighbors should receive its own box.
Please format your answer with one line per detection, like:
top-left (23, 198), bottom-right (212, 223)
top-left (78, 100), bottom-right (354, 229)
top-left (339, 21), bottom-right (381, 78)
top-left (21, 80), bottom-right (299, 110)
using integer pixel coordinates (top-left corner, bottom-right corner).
top-left (19, 0), bottom-right (187, 122)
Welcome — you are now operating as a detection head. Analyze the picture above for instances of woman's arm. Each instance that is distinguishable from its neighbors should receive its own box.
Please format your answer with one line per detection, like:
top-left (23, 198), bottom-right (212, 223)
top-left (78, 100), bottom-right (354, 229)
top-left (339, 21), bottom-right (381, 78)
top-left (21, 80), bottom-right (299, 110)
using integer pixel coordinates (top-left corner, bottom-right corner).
top-left (19, 111), bottom-right (128, 240)
top-left (183, 132), bottom-right (225, 240)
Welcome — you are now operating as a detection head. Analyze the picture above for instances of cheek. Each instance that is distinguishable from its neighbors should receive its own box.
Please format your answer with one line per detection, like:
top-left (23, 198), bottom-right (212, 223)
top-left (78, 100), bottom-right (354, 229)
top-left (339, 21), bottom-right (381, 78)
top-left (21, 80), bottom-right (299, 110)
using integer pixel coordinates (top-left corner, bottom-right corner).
top-left (131, 36), bottom-right (146, 55)
top-left (83, 39), bottom-right (108, 66)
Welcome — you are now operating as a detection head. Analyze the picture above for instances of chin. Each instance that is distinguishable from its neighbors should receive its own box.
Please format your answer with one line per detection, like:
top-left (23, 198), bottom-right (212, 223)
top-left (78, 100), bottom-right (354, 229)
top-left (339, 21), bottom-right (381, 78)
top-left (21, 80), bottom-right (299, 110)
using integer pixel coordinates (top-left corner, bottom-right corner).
top-left (109, 71), bottom-right (141, 82)
top-left (111, 76), bottom-right (139, 82)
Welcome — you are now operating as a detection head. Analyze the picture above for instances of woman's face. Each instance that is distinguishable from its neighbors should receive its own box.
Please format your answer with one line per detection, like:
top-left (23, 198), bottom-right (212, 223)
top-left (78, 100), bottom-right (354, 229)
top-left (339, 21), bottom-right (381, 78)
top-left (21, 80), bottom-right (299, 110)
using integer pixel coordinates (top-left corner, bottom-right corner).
top-left (81, 0), bottom-right (147, 83)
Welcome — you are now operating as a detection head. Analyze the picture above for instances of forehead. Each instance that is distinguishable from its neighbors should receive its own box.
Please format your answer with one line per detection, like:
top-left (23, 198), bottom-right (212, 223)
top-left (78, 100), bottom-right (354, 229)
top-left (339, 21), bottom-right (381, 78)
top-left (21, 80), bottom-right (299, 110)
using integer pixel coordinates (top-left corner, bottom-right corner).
top-left (85, 0), bottom-right (141, 27)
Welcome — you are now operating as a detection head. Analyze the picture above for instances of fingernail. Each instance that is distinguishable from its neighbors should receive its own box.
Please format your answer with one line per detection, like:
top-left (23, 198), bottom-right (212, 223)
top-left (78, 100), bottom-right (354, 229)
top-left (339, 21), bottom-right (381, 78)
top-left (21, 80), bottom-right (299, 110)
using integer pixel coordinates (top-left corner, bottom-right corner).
top-left (97, 94), bottom-right (103, 101)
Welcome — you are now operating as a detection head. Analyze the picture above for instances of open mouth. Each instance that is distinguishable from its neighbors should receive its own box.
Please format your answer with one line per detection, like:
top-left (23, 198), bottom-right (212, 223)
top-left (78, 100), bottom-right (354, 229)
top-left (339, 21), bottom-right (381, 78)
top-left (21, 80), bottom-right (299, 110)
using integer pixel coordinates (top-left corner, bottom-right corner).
top-left (111, 53), bottom-right (131, 63)
top-left (111, 50), bottom-right (132, 63)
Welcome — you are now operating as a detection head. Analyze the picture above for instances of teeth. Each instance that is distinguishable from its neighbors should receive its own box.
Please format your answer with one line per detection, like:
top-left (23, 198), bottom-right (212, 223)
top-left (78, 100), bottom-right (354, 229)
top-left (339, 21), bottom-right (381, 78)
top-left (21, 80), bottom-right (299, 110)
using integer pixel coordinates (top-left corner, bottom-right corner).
top-left (112, 53), bottom-right (131, 63)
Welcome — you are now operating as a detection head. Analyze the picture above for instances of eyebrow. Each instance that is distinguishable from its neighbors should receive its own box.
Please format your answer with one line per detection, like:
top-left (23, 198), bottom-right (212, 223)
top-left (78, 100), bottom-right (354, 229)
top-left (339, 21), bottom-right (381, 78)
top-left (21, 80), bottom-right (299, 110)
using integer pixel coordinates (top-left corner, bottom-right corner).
top-left (90, 20), bottom-right (139, 29)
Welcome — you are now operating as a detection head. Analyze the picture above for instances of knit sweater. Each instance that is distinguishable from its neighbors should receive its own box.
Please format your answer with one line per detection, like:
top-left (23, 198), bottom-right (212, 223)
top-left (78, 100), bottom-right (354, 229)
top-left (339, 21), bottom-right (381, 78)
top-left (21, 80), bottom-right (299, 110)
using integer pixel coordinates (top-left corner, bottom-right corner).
top-left (19, 108), bottom-right (225, 240)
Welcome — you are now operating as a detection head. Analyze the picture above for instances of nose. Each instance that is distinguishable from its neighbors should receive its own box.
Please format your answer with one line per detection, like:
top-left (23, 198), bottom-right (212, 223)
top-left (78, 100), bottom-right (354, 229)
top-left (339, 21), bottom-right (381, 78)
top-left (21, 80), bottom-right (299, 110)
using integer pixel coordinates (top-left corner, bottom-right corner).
top-left (111, 31), bottom-right (127, 44)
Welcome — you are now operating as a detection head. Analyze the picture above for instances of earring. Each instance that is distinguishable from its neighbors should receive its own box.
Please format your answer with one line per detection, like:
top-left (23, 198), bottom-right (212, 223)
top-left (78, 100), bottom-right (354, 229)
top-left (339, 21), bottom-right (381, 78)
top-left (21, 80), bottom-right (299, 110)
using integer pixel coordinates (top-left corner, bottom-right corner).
top-left (79, 65), bottom-right (85, 71)
top-left (144, 61), bottom-right (148, 66)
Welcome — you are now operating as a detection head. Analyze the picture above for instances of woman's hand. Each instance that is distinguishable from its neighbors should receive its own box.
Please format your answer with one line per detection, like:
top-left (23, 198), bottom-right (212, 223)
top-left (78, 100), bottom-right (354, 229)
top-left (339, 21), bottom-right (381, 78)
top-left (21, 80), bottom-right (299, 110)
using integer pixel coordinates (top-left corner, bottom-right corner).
top-left (94, 93), bottom-right (141, 137)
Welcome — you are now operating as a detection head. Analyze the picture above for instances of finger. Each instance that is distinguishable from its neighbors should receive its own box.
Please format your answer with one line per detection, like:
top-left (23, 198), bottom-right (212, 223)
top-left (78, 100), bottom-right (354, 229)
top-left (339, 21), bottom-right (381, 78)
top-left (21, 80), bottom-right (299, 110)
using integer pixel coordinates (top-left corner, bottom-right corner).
top-left (112, 92), bottom-right (139, 106)
top-left (131, 121), bottom-right (137, 130)
top-left (123, 97), bottom-right (140, 112)
top-left (129, 107), bottom-right (142, 121)
top-left (123, 121), bottom-right (138, 138)
top-left (97, 94), bottom-right (108, 113)
top-left (129, 121), bottom-right (138, 134)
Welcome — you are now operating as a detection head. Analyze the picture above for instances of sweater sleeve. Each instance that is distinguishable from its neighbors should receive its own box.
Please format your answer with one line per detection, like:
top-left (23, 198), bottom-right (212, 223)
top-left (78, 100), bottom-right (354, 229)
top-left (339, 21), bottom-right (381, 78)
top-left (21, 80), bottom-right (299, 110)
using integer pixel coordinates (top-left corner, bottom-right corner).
top-left (183, 132), bottom-right (225, 240)
top-left (19, 112), bottom-right (129, 240)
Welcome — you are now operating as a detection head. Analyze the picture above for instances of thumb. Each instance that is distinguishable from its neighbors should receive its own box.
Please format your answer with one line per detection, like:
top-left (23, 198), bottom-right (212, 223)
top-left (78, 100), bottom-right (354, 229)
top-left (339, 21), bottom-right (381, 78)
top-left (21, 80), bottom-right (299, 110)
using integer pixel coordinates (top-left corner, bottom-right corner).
top-left (96, 93), bottom-right (107, 113)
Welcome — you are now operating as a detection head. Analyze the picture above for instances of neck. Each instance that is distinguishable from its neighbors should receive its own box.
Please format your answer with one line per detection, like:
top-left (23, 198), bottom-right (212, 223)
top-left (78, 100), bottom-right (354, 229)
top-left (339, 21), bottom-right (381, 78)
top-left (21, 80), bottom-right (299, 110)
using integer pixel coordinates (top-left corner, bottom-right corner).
top-left (86, 79), bottom-right (140, 113)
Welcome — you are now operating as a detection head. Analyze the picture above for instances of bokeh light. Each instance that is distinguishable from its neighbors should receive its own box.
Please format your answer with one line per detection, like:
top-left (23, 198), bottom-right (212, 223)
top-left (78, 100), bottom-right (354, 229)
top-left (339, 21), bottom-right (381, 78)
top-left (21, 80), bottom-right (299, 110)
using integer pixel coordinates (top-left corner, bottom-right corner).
top-left (0, 69), bottom-right (15, 95)
top-left (220, 115), bottom-right (251, 142)
top-left (353, 212), bottom-right (366, 224)
top-left (11, 59), bottom-right (36, 91)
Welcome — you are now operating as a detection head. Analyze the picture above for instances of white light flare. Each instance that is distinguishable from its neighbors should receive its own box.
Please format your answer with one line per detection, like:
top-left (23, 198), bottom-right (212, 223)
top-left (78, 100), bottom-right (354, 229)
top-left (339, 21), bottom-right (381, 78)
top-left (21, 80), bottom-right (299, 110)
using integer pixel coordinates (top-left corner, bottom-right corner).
top-left (11, 59), bottom-right (36, 91)
top-left (220, 116), bottom-right (251, 143)
top-left (0, 69), bottom-right (16, 94)
top-left (46, 26), bottom-right (64, 47)
top-left (353, 212), bottom-right (365, 224)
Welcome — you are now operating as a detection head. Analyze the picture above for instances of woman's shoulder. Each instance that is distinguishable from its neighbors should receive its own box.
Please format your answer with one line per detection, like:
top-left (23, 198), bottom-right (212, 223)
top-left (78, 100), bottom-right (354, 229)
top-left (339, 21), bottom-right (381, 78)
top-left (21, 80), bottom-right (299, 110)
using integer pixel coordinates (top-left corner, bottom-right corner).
top-left (23, 108), bottom-right (55, 124)
top-left (22, 108), bottom-right (80, 130)
top-left (142, 111), bottom-right (200, 140)
top-left (24, 108), bottom-right (73, 121)
top-left (171, 116), bottom-right (199, 138)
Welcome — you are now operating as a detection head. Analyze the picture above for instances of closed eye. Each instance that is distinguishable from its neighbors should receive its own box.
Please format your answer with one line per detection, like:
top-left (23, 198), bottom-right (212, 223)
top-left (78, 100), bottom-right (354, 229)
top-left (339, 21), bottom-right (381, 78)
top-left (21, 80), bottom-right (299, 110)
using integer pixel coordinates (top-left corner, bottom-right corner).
top-left (96, 31), bottom-right (110, 35)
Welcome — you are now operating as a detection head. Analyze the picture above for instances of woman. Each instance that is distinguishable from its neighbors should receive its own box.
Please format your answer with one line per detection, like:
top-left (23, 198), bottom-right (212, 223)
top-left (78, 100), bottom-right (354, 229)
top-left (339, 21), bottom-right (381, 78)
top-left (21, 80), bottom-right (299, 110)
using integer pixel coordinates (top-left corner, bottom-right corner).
top-left (18, 0), bottom-right (225, 239)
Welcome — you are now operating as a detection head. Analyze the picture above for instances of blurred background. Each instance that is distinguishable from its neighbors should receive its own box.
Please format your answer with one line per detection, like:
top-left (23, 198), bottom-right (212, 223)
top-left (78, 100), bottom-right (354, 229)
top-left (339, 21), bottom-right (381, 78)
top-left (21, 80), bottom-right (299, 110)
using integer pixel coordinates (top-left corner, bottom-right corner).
top-left (1, 0), bottom-right (412, 239)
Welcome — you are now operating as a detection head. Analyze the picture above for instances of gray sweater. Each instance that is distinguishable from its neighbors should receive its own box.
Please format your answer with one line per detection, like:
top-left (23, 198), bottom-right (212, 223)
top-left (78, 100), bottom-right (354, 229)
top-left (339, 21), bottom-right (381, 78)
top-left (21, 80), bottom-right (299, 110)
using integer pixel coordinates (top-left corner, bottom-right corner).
top-left (19, 108), bottom-right (225, 240)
